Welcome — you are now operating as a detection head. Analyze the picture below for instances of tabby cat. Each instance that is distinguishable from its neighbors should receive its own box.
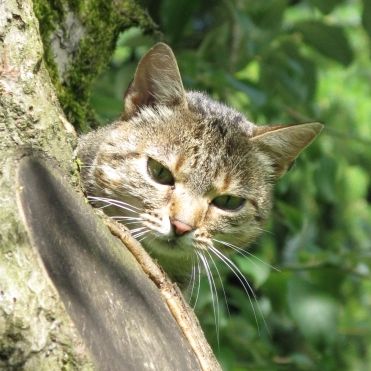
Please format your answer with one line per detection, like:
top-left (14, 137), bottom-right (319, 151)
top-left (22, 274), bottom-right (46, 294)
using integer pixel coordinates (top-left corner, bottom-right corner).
top-left (78, 43), bottom-right (322, 286)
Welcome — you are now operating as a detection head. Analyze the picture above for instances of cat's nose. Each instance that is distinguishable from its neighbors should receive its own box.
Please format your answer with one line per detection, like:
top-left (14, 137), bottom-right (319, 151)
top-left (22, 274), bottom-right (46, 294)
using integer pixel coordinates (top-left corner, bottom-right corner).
top-left (170, 219), bottom-right (193, 236)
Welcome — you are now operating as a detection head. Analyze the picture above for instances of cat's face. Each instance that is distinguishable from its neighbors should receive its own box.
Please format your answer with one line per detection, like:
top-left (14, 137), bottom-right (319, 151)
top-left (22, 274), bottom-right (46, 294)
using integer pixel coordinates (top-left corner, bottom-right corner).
top-left (91, 104), bottom-right (272, 262)
top-left (79, 43), bottom-right (322, 281)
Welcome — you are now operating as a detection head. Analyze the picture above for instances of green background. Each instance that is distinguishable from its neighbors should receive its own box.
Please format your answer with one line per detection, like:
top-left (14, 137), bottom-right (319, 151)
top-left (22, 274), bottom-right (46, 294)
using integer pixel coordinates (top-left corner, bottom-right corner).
top-left (90, 1), bottom-right (371, 369)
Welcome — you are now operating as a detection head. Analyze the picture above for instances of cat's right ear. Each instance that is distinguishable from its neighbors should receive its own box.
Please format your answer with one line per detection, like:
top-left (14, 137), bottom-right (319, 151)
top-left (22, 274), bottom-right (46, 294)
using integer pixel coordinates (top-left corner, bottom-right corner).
top-left (251, 122), bottom-right (323, 178)
top-left (123, 43), bottom-right (187, 120)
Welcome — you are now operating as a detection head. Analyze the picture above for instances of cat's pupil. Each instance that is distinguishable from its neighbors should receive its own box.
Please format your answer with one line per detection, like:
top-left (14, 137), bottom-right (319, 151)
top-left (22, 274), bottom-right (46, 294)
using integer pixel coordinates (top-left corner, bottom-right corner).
top-left (212, 194), bottom-right (245, 211)
top-left (147, 157), bottom-right (175, 186)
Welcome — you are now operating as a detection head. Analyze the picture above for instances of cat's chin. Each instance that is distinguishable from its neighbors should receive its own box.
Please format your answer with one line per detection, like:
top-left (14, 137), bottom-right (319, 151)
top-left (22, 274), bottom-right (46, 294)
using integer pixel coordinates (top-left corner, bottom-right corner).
top-left (141, 236), bottom-right (195, 282)
top-left (142, 236), bottom-right (194, 259)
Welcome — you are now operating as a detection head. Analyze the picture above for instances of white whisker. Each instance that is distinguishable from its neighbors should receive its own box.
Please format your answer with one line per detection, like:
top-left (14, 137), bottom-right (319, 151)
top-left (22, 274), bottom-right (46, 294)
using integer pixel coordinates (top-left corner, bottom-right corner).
top-left (89, 196), bottom-right (142, 211)
top-left (193, 255), bottom-right (201, 309)
top-left (138, 231), bottom-right (152, 242)
top-left (208, 243), bottom-right (269, 335)
top-left (197, 251), bottom-right (220, 345)
top-left (129, 226), bottom-right (147, 234)
top-left (96, 201), bottom-right (139, 214)
top-left (130, 227), bottom-right (151, 239)
top-left (132, 229), bottom-right (151, 239)
top-left (111, 216), bottom-right (144, 221)
top-left (187, 257), bottom-right (197, 303)
top-left (121, 221), bottom-right (144, 226)
top-left (205, 249), bottom-right (230, 316)
top-left (88, 196), bottom-right (141, 214)
top-left (256, 227), bottom-right (273, 235)
top-left (213, 238), bottom-right (280, 272)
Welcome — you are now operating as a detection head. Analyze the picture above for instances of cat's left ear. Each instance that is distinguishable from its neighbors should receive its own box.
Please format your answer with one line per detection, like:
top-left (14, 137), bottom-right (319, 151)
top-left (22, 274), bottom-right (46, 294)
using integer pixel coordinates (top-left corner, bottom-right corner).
top-left (250, 122), bottom-right (323, 178)
top-left (123, 43), bottom-right (187, 120)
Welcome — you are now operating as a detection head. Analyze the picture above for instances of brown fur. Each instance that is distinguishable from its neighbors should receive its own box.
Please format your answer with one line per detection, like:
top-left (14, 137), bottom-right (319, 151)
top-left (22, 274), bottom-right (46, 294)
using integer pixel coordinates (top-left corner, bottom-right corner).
top-left (78, 43), bottom-right (323, 282)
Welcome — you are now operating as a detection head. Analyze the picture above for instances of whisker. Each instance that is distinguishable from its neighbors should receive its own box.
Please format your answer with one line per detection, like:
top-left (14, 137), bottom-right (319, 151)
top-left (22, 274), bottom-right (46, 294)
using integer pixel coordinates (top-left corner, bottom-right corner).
top-left (197, 251), bottom-right (220, 345)
top-left (255, 227), bottom-right (273, 235)
top-left (92, 200), bottom-right (139, 215)
top-left (129, 226), bottom-right (147, 234)
top-left (132, 229), bottom-right (151, 239)
top-left (96, 203), bottom-right (111, 210)
top-left (88, 196), bottom-right (141, 214)
top-left (140, 232), bottom-right (159, 249)
top-left (205, 249), bottom-right (230, 316)
top-left (133, 227), bottom-right (149, 235)
top-left (213, 238), bottom-right (280, 272)
top-left (208, 244), bottom-right (270, 335)
top-left (146, 234), bottom-right (159, 246)
top-left (121, 221), bottom-right (144, 226)
top-left (138, 236), bottom-right (148, 243)
top-left (192, 254), bottom-right (202, 310)
top-left (187, 256), bottom-right (196, 303)
top-left (89, 196), bottom-right (142, 211)
top-left (111, 216), bottom-right (144, 221)
top-left (79, 164), bottom-right (103, 169)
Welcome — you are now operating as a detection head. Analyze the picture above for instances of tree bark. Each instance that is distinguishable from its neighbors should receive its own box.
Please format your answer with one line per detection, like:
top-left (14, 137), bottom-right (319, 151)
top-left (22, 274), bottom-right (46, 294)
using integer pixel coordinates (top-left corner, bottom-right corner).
top-left (0, 1), bottom-right (220, 370)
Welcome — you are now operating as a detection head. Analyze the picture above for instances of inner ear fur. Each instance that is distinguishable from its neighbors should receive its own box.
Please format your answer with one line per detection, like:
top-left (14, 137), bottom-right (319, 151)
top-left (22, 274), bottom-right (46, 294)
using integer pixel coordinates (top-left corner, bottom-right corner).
top-left (251, 122), bottom-right (324, 178)
top-left (123, 43), bottom-right (187, 120)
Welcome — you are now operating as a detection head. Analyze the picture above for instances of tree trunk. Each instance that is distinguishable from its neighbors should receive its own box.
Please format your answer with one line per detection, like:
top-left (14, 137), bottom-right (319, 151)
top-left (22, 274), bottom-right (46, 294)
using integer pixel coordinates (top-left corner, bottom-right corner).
top-left (0, 1), bottom-right (220, 370)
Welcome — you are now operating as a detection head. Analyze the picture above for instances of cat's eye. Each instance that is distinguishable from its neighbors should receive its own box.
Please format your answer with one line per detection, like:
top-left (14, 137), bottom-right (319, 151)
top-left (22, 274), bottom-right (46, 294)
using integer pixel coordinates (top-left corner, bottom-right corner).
top-left (212, 195), bottom-right (245, 211)
top-left (147, 157), bottom-right (175, 185)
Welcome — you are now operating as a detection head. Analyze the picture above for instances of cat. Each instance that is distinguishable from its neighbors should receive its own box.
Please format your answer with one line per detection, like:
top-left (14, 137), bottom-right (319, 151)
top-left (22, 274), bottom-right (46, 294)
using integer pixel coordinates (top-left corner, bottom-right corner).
top-left (78, 42), bottom-right (323, 286)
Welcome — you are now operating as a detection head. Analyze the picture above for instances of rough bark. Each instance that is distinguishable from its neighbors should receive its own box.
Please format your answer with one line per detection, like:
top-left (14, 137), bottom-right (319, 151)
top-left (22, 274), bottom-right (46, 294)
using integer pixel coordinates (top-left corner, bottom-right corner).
top-left (1, 0), bottom-right (93, 367)
top-left (0, 0), bottom-right (220, 370)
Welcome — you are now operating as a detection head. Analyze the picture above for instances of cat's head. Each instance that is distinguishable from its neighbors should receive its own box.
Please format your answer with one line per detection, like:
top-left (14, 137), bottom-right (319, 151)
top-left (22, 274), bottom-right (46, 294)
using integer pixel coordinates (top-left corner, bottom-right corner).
top-left (79, 43), bottom-right (322, 280)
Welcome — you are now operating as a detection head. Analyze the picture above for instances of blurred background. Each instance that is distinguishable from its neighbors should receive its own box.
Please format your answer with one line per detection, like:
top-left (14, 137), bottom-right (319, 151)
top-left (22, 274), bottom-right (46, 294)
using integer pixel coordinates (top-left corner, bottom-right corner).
top-left (90, 0), bottom-right (371, 369)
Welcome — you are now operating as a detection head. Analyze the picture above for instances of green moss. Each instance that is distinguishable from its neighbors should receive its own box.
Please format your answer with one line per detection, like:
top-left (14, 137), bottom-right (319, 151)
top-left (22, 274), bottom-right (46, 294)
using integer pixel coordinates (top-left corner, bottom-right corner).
top-left (33, 0), bottom-right (64, 86)
top-left (33, 0), bottom-right (157, 132)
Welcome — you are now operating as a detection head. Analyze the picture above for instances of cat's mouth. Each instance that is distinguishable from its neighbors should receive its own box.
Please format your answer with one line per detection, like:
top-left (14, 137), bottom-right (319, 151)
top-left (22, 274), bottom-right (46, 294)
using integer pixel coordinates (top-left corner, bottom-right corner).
top-left (142, 229), bottom-right (195, 252)
top-left (164, 232), bottom-right (192, 247)
top-left (165, 234), bottom-right (193, 248)
top-left (166, 237), bottom-right (181, 248)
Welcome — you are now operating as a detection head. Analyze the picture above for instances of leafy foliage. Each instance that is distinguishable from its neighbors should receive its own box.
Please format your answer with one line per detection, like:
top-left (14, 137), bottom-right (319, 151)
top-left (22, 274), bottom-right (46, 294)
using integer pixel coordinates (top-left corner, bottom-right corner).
top-left (91, 0), bottom-right (371, 369)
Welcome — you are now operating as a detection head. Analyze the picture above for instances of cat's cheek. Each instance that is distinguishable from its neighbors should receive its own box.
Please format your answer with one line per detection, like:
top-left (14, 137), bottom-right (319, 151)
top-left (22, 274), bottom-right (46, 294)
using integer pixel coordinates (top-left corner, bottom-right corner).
top-left (93, 166), bottom-right (124, 194)
top-left (158, 216), bottom-right (172, 236)
top-left (204, 206), bottom-right (238, 231)
top-left (143, 209), bottom-right (172, 236)
top-left (213, 228), bottom-right (258, 249)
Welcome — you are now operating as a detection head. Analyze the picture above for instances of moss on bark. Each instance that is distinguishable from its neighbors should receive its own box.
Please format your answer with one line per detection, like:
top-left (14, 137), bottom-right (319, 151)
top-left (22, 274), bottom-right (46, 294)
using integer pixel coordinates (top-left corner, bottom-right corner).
top-left (33, 0), bottom-right (158, 132)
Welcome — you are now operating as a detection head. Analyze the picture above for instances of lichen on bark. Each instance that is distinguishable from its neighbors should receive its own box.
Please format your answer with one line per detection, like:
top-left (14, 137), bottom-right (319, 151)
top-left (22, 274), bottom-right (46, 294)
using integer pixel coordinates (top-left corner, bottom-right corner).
top-left (33, 0), bottom-right (158, 132)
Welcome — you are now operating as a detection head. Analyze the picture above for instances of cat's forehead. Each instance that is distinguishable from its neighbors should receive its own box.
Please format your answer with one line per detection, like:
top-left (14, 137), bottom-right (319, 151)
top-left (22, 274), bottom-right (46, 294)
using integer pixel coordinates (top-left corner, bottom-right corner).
top-left (131, 93), bottom-right (255, 147)
top-left (129, 111), bottom-right (257, 194)
top-left (186, 91), bottom-right (254, 137)
top-left (133, 107), bottom-right (252, 157)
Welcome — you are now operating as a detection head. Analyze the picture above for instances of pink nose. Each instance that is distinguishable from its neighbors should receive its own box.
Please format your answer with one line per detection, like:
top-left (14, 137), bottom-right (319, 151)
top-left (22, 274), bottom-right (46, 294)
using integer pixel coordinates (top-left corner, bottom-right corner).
top-left (171, 219), bottom-right (193, 236)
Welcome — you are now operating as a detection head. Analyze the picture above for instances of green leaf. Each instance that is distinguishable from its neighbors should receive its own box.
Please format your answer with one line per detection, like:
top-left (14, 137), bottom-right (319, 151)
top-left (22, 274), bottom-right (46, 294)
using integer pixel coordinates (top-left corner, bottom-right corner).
top-left (260, 42), bottom-right (317, 106)
top-left (160, 0), bottom-right (200, 44)
top-left (315, 155), bottom-right (338, 203)
top-left (276, 201), bottom-right (304, 231)
top-left (235, 255), bottom-right (271, 288)
top-left (248, 0), bottom-right (288, 30)
top-left (288, 279), bottom-right (339, 345)
top-left (344, 166), bottom-right (369, 201)
top-left (310, 0), bottom-right (342, 14)
top-left (226, 75), bottom-right (267, 107)
top-left (293, 21), bottom-right (353, 66)
top-left (362, 0), bottom-right (371, 39)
